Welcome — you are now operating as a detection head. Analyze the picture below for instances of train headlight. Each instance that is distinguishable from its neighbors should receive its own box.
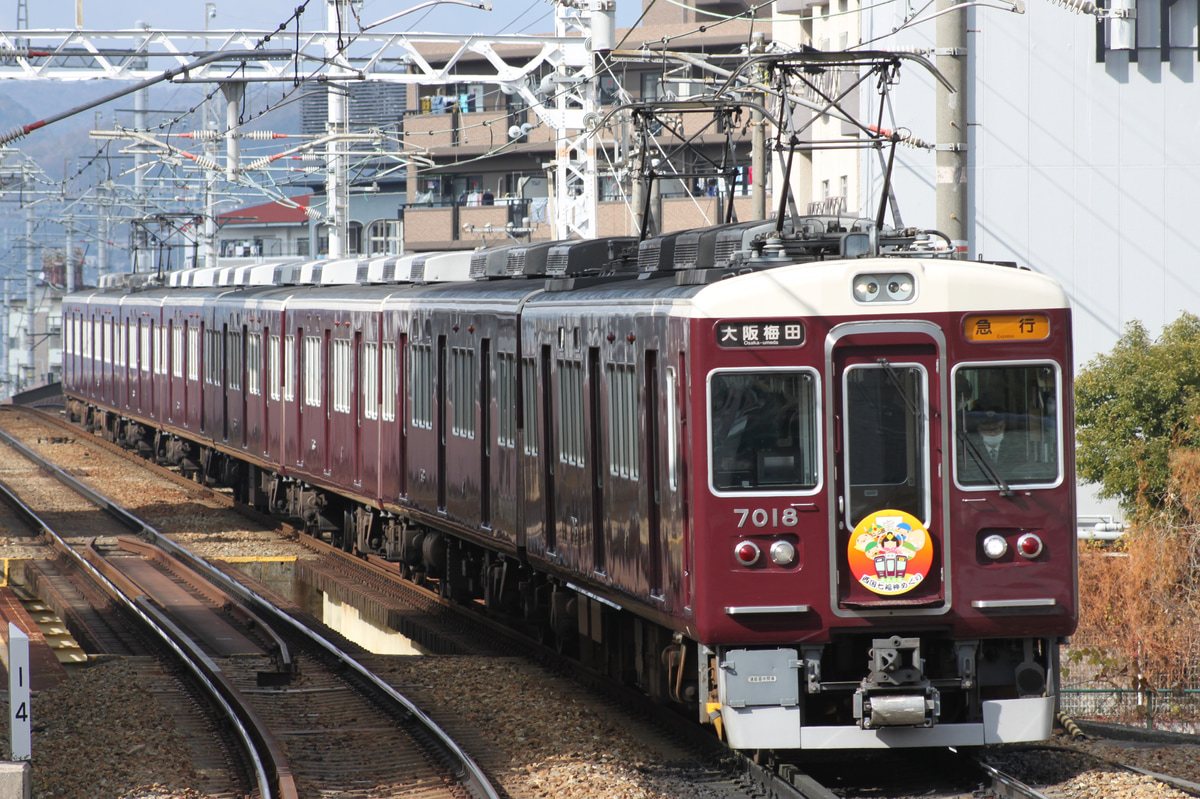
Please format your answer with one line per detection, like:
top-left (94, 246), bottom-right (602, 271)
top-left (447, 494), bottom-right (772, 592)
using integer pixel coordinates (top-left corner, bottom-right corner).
top-left (734, 540), bottom-right (761, 566)
top-left (853, 277), bottom-right (880, 299)
top-left (853, 272), bottom-right (916, 304)
top-left (769, 540), bottom-right (796, 566)
top-left (1016, 533), bottom-right (1044, 559)
top-left (982, 534), bottom-right (1008, 559)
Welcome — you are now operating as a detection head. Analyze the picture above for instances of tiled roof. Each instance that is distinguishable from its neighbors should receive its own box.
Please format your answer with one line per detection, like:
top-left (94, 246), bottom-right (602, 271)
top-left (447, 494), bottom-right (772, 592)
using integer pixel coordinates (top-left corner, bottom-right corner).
top-left (219, 195), bottom-right (311, 225)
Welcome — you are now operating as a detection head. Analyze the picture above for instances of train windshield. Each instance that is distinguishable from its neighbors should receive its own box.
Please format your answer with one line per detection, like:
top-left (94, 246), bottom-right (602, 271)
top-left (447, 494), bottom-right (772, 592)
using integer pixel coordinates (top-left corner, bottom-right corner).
top-left (709, 370), bottom-right (819, 492)
top-left (843, 364), bottom-right (929, 527)
top-left (954, 363), bottom-right (1061, 488)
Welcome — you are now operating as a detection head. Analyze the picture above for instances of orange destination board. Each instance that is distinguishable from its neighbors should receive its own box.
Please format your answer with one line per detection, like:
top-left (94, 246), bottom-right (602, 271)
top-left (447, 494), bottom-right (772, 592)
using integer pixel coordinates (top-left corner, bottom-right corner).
top-left (963, 314), bottom-right (1049, 341)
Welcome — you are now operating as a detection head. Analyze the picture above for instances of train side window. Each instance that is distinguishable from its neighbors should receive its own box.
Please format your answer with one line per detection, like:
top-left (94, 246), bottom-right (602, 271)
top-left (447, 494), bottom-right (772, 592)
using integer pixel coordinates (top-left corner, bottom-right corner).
top-left (283, 335), bottom-right (296, 402)
top-left (953, 362), bottom-right (1061, 488)
top-left (411, 343), bottom-right (434, 429)
top-left (304, 335), bottom-right (323, 407)
top-left (558, 359), bottom-right (585, 466)
top-left (451, 347), bottom-right (477, 438)
top-left (332, 338), bottom-right (352, 413)
top-left (228, 330), bottom-right (242, 392)
top-left (141, 324), bottom-right (153, 374)
top-left (709, 369), bottom-right (820, 493)
top-left (666, 366), bottom-right (679, 491)
top-left (381, 342), bottom-right (397, 422)
top-left (247, 333), bottom-right (262, 396)
top-left (521, 356), bottom-right (539, 455)
top-left (497, 353), bottom-right (516, 448)
top-left (361, 342), bottom-right (379, 420)
top-left (606, 362), bottom-right (639, 479)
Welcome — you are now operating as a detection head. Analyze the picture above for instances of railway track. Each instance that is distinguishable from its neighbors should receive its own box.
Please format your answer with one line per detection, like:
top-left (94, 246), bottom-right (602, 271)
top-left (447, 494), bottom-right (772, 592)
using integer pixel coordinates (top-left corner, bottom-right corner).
top-left (0, 410), bottom-right (501, 799)
top-left (4, 404), bottom-right (1197, 799)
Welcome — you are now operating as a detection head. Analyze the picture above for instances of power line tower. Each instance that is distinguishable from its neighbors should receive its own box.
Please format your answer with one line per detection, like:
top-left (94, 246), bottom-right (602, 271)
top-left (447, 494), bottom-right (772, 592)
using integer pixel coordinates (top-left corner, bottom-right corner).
top-left (15, 0), bottom-right (26, 31)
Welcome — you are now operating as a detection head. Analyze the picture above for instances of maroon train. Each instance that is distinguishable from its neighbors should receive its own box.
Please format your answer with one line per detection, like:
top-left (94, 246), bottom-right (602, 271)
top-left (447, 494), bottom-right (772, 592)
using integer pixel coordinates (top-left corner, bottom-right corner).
top-left (63, 217), bottom-right (1077, 750)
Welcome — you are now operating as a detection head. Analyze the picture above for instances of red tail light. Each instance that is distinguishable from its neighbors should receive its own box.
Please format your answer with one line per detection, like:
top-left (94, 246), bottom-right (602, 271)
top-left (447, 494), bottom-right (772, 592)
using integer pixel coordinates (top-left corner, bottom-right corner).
top-left (1016, 533), bottom-right (1043, 559)
top-left (734, 540), bottom-right (761, 566)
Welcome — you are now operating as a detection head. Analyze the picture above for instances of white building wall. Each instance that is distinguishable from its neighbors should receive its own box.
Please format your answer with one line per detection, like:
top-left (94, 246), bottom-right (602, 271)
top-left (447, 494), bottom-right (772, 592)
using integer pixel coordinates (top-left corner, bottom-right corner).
top-left (860, 0), bottom-right (1200, 370)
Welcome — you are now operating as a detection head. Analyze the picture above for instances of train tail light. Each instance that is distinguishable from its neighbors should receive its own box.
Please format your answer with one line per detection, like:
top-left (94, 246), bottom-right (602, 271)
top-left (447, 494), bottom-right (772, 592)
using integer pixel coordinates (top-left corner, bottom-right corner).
top-left (734, 540), bottom-right (761, 566)
top-left (1016, 533), bottom-right (1044, 559)
top-left (982, 534), bottom-right (1008, 560)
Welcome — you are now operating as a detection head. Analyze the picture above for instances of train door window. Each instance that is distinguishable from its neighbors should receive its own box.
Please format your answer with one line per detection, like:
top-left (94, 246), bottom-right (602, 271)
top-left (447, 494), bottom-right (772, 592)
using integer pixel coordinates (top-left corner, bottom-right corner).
top-left (558, 359), bottom-right (585, 466)
top-left (228, 330), bottom-right (242, 391)
top-left (452, 347), bottom-right (476, 438)
top-left (411, 343), bottom-right (434, 429)
top-left (156, 327), bottom-right (166, 375)
top-left (141, 324), bottom-right (152, 373)
top-left (304, 335), bottom-right (323, 407)
top-left (953, 362), bottom-right (1062, 489)
top-left (83, 318), bottom-right (91, 360)
top-left (606, 362), bottom-right (639, 479)
top-left (497, 353), bottom-right (516, 448)
top-left (521, 356), bottom-right (539, 455)
top-left (270, 335), bottom-right (282, 400)
top-left (842, 364), bottom-right (928, 527)
top-left (666, 366), bottom-right (679, 491)
top-left (381, 342), bottom-right (397, 422)
top-left (283, 335), bottom-right (296, 402)
top-left (116, 322), bottom-right (125, 369)
top-left (332, 338), bottom-right (352, 413)
top-left (247, 333), bottom-right (262, 395)
top-left (172, 326), bottom-right (185, 379)
top-left (188, 327), bottom-right (202, 382)
top-left (362, 342), bottom-right (379, 420)
top-left (709, 369), bottom-right (820, 494)
top-left (105, 319), bottom-right (113, 365)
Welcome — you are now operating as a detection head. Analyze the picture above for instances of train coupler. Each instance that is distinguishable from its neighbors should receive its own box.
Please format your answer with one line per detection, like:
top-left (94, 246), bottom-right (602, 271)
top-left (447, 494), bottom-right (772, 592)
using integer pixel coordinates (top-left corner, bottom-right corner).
top-left (854, 635), bottom-right (940, 729)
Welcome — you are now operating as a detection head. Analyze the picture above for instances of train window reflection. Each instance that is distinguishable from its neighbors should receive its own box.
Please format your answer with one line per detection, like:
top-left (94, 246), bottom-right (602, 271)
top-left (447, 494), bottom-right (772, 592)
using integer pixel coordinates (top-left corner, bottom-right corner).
top-left (709, 370), bottom-right (818, 492)
top-left (954, 363), bottom-right (1061, 488)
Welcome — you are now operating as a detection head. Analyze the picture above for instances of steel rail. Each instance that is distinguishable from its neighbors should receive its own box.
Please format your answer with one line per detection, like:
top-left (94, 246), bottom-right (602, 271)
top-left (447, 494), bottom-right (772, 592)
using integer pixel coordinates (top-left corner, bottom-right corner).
top-left (0, 420), bottom-right (502, 799)
top-left (0, 428), bottom-right (288, 799)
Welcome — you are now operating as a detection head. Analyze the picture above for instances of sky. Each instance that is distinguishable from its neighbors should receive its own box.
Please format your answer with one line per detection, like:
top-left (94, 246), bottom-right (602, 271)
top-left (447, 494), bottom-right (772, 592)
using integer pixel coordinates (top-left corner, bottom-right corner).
top-left (25, 0), bottom-right (645, 37)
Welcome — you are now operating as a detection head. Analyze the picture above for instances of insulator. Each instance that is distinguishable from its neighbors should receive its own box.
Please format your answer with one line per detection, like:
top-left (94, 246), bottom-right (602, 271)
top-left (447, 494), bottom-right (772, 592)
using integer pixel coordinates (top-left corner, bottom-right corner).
top-left (242, 131), bottom-right (289, 140)
top-left (0, 47), bottom-right (31, 58)
top-left (1051, 0), bottom-right (1095, 12)
top-left (303, 206), bottom-right (323, 219)
top-left (181, 130), bottom-right (220, 140)
top-left (247, 156), bottom-right (275, 171)
top-left (0, 127), bottom-right (28, 146)
top-left (192, 155), bottom-right (221, 171)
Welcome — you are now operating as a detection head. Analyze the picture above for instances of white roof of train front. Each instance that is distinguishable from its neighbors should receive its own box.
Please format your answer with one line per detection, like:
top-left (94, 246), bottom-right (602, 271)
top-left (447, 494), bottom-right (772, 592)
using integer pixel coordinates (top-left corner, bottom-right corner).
top-left (683, 258), bottom-right (1070, 318)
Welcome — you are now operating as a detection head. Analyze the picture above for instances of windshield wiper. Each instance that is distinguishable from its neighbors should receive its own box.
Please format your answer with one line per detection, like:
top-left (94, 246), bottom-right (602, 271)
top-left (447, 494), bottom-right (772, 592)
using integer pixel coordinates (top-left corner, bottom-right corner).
top-left (876, 358), bottom-right (1011, 497)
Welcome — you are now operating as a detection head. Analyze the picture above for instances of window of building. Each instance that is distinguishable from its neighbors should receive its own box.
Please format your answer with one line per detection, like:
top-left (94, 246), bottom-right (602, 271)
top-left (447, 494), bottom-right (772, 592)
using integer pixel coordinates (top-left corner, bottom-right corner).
top-left (367, 219), bottom-right (401, 255)
top-left (607, 363), bottom-right (639, 479)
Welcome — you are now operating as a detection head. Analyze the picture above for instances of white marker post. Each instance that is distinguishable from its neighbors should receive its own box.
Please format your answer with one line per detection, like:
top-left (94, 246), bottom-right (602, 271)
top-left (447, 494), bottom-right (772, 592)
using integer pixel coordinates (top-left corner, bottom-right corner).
top-left (7, 623), bottom-right (30, 761)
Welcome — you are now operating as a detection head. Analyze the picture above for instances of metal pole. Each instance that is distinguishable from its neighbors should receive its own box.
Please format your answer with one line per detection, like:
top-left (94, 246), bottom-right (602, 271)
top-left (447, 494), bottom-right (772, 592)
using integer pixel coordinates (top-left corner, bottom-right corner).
top-left (133, 86), bottom-right (149, 272)
top-left (65, 218), bottom-right (75, 294)
top-left (325, 0), bottom-right (350, 258)
top-left (24, 210), bottom-right (35, 392)
top-left (935, 0), bottom-right (968, 258)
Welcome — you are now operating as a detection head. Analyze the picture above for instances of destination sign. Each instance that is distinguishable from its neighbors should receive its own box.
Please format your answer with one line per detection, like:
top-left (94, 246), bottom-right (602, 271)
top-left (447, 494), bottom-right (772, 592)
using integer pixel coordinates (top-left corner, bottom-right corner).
top-left (964, 314), bottom-right (1049, 342)
top-left (716, 320), bottom-right (805, 349)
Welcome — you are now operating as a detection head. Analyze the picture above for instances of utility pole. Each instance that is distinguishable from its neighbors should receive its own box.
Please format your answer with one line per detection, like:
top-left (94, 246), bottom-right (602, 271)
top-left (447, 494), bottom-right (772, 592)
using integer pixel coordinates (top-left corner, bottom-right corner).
top-left (325, 0), bottom-right (351, 258)
top-left (935, 0), bottom-right (968, 257)
top-left (750, 31), bottom-right (766, 221)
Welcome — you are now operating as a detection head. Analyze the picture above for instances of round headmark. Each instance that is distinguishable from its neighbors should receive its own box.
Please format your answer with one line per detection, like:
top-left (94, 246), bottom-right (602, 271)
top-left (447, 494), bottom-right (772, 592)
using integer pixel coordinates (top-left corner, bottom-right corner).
top-left (847, 509), bottom-right (932, 595)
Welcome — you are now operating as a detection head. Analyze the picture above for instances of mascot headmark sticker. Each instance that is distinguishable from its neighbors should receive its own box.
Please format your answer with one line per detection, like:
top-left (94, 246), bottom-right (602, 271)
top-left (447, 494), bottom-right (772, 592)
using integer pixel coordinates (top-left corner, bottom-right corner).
top-left (847, 509), bottom-right (932, 595)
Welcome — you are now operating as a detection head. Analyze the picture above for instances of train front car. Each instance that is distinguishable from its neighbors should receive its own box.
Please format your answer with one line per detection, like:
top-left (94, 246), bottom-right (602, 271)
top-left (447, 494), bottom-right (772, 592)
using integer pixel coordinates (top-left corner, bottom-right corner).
top-left (687, 257), bottom-right (1076, 750)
